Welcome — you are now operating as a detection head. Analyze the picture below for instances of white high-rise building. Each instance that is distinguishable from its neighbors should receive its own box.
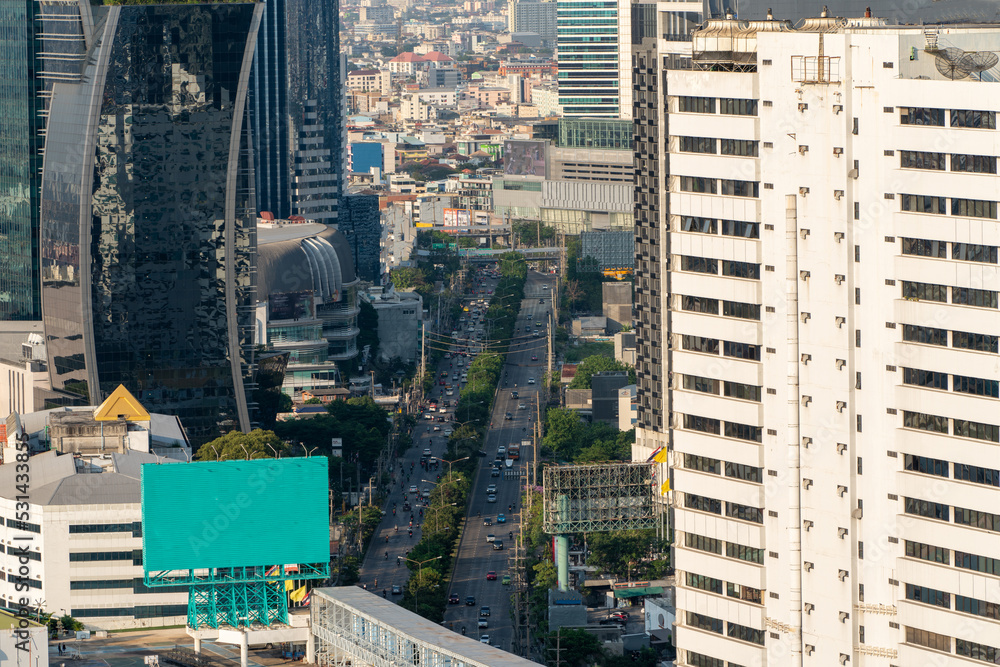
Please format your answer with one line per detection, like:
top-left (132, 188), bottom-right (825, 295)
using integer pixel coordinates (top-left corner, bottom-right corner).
top-left (634, 10), bottom-right (1000, 667)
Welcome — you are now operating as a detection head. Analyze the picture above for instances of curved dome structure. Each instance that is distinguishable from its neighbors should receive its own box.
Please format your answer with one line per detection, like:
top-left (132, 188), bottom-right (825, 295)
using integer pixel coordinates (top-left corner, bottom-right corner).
top-left (257, 223), bottom-right (358, 302)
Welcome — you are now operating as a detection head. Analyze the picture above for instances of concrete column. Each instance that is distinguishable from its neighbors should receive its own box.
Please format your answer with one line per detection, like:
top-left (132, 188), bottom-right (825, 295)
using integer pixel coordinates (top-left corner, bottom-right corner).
top-left (306, 632), bottom-right (316, 664)
top-left (194, 636), bottom-right (202, 654)
top-left (239, 631), bottom-right (249, 667)
top-left (556, 534), bottom-right (570, 591)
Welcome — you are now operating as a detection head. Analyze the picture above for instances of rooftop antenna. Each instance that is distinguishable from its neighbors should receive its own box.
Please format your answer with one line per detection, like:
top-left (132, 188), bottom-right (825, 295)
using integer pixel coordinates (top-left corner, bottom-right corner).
top-left (934, 47), bottom-right (973, 80)
top-left (821, 5), bottom-right (828, 17)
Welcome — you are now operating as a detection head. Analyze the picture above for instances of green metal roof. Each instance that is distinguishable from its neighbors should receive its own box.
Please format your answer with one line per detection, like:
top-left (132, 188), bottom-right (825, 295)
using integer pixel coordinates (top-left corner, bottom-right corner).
top-left (614, 586), bottom-right (663, 598)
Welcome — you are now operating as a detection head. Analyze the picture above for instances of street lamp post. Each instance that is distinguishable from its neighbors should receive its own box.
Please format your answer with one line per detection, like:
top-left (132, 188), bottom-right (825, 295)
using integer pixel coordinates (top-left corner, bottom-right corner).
top-left (398, 554), bottom-right (443, 615)
top-left (433, 455), bottom-right (469, 481)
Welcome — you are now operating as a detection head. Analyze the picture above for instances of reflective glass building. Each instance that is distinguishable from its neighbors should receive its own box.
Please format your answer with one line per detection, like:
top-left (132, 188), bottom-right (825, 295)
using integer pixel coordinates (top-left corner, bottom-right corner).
top-left (0, 0), bottom-right (43, 320)
top-left (250, 0), bottom-right (344, 224)
top-left (40, 1), bottom-right (263, 444)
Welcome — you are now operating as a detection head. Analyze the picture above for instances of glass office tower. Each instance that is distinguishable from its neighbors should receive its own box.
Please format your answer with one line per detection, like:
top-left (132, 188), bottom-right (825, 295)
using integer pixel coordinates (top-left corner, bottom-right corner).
top-left (0, 0), bottom-right (42, 320)
top-left (251, 0), bottom-right (344, 224)
top-left (40, 1), bottom-right (263, 444)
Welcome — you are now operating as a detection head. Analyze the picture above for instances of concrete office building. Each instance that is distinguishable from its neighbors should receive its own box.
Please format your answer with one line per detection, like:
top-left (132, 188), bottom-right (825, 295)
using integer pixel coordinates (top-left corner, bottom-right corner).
top-left (508, 0), bottom-right (558, 45)
top-left (360, 286), bottom-right (423, 363)
top-left (40, 1), bottom-right (262, 444)
top-left (633, 11), bottom-right (1000, 667)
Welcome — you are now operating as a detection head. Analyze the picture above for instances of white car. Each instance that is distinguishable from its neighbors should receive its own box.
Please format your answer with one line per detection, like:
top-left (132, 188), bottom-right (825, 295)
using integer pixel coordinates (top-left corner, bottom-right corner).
top-left (527, 378), bottom-right (536, 384)
top-left (480, 635), bottom-right (490, 644)
top-left (478, 618), bottom-right (488, 629)
top-left (486, 484), bottom-right (497, 494)
top-left (487, 494), bottom-right (497, 503)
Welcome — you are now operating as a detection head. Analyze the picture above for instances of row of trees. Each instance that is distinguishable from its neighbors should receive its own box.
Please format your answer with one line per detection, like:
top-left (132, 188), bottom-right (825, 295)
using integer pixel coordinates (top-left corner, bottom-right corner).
top-left (401, 253), bottom-right (529, 619)
top-left (566, 354), bottom-right (636, 390)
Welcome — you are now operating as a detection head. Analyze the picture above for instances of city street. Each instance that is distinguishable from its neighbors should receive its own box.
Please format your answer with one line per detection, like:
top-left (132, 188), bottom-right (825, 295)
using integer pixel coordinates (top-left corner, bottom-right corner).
top-left (442, 270), bottom-right (554, 651)
top-left (357, 270), bottom-right (501, 598)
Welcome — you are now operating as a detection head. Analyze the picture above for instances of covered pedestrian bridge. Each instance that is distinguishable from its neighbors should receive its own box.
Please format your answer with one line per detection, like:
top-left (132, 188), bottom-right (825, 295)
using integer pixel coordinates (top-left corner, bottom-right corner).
top-left (311, 587), bottom-right (539, 667)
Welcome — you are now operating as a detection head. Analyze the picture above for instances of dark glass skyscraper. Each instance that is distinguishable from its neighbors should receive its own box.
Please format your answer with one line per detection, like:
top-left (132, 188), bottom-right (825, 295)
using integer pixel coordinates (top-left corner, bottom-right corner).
top-left (0, 0), bottom-right (42, 320)
top-left (40, 1), bottom-right (263, 444)
top-left (250, 0), bottom-right (344, 223)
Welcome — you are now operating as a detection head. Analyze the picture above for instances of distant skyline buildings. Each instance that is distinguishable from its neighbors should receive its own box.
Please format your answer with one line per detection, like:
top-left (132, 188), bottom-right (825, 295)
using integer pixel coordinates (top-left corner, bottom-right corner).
top-left (40, 1), bottom-right (263, 443)
top-left (250, 0), bottom-right (346, 224)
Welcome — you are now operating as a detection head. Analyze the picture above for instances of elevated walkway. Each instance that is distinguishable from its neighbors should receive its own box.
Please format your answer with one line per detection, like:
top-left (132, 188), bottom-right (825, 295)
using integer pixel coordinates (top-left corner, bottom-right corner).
top-left (312, 587), bottom-right (540, 666)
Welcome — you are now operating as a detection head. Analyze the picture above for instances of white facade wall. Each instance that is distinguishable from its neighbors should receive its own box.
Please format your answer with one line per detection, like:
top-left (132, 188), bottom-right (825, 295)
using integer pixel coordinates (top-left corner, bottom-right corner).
top-left (642, 23), bottom-right (1000, 667)
top-left (0, 497), bottom-right (187, 630)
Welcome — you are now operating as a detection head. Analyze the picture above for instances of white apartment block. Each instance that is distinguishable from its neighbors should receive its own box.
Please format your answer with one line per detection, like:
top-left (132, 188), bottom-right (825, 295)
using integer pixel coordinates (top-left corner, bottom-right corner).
top-left (634, 11), bottom-right (1000, 667)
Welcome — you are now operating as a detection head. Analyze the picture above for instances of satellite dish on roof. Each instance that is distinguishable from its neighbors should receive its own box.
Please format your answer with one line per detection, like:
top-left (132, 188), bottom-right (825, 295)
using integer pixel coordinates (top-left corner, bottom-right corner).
top-left (959, 51), bottom-right (999, 79)
top-left (934, 47), bottom-right (973, 80)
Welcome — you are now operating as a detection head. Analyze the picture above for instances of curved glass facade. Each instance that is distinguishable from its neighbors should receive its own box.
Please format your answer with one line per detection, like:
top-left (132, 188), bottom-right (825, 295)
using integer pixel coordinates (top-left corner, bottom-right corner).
top-left (41, 3), bottom-right (262, 444)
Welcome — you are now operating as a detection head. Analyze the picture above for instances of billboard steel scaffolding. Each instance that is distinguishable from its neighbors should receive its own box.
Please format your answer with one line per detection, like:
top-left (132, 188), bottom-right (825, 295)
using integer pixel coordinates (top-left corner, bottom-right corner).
top-left (542, 462), bottom-right (656, 534)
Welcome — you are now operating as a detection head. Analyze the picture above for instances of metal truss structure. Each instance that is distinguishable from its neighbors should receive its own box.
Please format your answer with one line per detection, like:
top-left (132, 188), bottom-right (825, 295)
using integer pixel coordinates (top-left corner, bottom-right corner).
top-left (145, 562), bottom-right (329, 630)
top-left (312, 587), bottom-right (539, 667)
top-left (578, 230), bottom-right (635, 274)
top-left (542, 462), bottom-right (656, 534)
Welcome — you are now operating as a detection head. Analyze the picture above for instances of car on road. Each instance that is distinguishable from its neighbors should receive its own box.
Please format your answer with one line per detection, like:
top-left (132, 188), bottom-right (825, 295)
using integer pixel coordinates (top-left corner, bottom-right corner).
top-left (480, 606), bottom-right (490, 617)
top-left (446, 389), bottom-right (454, 396)
top-left (449, 593), bottom-right (460, 604)
top-left (492, 540), bottom-right (504, 550)
top-left (391, 585), bottom-right (402, 595)
top-left (433, 425), bottom-right (441, 431)
top-left (486, 571), bottom-right (497, 581)
top-left (487, 494), bottom-right (497, 503)
top-left (609, 611), bottom-right (630, 622)
top-left (409, 485), bottom-right (418, 493)
top-left (480, 635), bottom-right (490, 644)
top-left (510, 391), bottom-right (519, 399)
top-left (486, 484), bottom-right (497, 494)
top-left (497, 513), bottom-right (506, 523)
top-left (422, 488), bottom-right (430, 499)
top-left (423, 448), bottom-right (431, 456)
top-left (483, 517), bottom-right (492, 526)
top-left (502, 574), bottom-right (512, 585)
top-left (466, 596), bottom-right (476, 606)
top-left (525, 325), bottom-right (531, 332)
top-left (518, 402), bottom-right (527, 410)
top-left (497, 445), bottom-right (506, 456)
top-left (542, 284), bottom-right (549, 289)
top-left (478, 618), bottom-right (488, 629)
top-left (533, 331), bottom-right (540, 337)
top-left (443, 428), bottom-right (453, 436)
top-left (531, 355), bottom-right (538, 361)
top-left (528, 377), bottom-right (536, 384)
top-left (539, 298), bottom-right (545, 303)
top-left (491, 468), bottom-right (501, 477)
top-left (504, 412), bottom-right (513, 420)
top-left (486, 534), bottom-right (495, 542)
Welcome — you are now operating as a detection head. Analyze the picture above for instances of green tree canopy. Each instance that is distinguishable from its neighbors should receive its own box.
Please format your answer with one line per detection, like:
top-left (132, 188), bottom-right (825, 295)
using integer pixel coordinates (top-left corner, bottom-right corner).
top-left (194, 429), bottom-right (292, 461)
top-left (568, 354), bottom-right (636, 389)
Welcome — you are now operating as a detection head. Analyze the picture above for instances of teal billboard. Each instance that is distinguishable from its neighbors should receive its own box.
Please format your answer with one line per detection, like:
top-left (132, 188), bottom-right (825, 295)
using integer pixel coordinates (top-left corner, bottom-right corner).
top-left (141, 458), bottom-right (329, 572)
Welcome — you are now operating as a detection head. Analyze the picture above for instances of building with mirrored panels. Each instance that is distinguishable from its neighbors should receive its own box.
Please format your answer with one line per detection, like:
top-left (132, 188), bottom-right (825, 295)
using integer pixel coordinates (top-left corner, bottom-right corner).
top-left (251, 0), bottom-right (344, 224)
top-left (40, 0), bottom-right (263, 444)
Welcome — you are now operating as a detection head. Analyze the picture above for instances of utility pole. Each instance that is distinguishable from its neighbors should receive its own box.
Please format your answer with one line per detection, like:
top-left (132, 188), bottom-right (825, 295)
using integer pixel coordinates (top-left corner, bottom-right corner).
top-left (420, 322), bottom-right (426, 402)
top-left (547, 311), bottom-right (554, 402)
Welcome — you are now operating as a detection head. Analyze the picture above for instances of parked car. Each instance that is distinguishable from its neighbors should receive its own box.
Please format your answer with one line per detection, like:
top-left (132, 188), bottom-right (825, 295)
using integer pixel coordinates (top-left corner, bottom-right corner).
top-left (609, 611), bottom-right (630, 622)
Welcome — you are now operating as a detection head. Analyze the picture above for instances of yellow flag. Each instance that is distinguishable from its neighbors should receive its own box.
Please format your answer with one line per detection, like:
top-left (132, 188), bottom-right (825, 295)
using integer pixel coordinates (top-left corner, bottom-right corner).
top-left (285, 580), bottom-right (295, 592)
top-left (290, 585), bottom-right (308, 602)
top-left (661, 481), bottom-right (670, 494)
top-left (652, 448), bottom-right (668, 464)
